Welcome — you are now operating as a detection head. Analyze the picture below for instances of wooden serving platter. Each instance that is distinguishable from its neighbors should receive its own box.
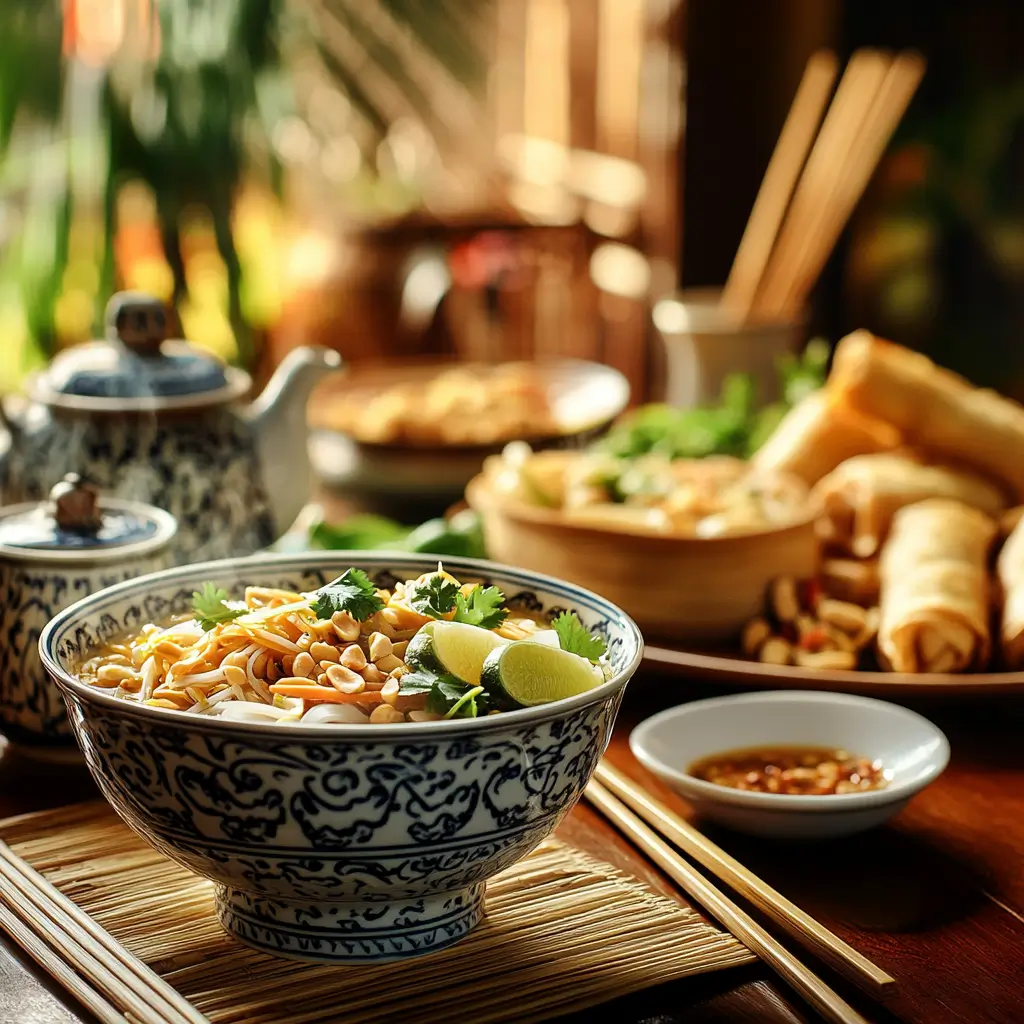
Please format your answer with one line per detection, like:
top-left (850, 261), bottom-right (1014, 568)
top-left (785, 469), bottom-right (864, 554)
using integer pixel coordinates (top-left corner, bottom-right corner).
top-left (642, 643), bottom-right (1024, 698)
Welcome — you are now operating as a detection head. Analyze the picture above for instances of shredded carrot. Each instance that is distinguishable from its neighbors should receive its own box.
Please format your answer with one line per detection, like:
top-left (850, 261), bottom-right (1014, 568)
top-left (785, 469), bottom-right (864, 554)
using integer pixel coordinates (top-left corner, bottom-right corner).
top-left (269, 684), bottom-right (384, 705)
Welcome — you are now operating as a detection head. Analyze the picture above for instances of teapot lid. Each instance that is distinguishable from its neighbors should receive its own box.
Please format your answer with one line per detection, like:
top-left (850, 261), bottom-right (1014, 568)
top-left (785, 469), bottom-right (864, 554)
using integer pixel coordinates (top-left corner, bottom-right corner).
top-left (0, 474), bottom-right (177, 563)
top-left (32, 292), bottom-right (250, 411)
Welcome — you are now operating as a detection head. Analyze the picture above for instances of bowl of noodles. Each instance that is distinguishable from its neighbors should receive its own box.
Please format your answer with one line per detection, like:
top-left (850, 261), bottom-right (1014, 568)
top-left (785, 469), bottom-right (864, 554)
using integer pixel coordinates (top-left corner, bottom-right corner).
top-left (38, 552), bottom-right (642, 963)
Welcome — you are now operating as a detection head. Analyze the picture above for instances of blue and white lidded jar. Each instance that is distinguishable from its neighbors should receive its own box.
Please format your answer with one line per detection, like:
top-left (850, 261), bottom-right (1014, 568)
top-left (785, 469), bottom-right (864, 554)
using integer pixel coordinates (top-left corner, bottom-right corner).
top-left (0, 474), bottom-right (177, 762)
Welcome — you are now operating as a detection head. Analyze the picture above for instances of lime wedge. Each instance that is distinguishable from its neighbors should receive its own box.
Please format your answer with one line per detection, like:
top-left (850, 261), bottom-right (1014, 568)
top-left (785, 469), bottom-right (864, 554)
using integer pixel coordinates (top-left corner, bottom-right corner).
top-left (405, 620), bottom-right (510, 685)
top-left (481, 642), bottom-right (604, 708)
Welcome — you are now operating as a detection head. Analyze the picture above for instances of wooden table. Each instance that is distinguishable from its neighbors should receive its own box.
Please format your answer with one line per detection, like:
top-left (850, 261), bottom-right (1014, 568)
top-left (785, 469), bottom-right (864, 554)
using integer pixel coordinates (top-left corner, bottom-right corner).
top-left (2, 675), bottom-right (1024, 1024)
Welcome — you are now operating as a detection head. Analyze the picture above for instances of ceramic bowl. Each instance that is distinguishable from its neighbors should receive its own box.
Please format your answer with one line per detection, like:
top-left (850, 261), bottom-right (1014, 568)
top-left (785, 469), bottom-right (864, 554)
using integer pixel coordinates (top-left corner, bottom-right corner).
top-left (308, 358), bottom-right (630, 517)
top-left (466, 475), bottom-right (820, 644)
top-left (630, 691), bottom-right (949, 839)
top-left (39, 553), bottom-right (643, 963)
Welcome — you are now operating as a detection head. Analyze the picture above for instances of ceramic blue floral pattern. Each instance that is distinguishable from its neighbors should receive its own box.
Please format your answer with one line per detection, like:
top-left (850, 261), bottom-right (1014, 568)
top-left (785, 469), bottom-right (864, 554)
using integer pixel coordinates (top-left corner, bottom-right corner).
top-left (1, 411), bottom-right (276, 564)
top-left (1, 554), bottom-right (170, 758)
top-left (41, 554), bottom-right (642, 963)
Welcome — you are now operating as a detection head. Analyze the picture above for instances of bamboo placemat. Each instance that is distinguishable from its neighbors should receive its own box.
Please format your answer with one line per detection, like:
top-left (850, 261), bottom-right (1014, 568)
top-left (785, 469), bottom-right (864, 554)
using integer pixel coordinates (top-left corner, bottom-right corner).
top-left (0, 802), bottom-right (755, 1024)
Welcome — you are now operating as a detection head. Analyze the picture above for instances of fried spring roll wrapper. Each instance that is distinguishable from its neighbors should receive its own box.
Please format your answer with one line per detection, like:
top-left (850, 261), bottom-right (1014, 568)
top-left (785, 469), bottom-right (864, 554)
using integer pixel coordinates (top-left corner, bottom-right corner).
top-left (997, 516), bottom-right (1024, 668)
top-left (830, 330), bottom-right (1024, 499)
top-left (878, 500), bottom-right (997, 674)
top-left (1000, 505), bottom-right (1024, 539)
top-left (750, 390), bottom-right (899, 486)
top-left (813, 452), bottom-right (1008, 558)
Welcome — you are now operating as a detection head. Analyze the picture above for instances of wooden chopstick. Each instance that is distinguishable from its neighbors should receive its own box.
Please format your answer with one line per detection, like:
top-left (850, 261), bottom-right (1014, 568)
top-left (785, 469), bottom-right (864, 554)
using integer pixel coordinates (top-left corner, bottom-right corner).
top-left (585, 780), bottom-right (873, 1024)
top-left (0, 902), bottom-right (127, 1024)
top-left (720, 50), bottom-right (839, 323)
top-left (595, 761), bottom-right (895, 996)
top-left (0, 840), bottom-right (208, 1024)
top-left (752, 49), bottom-right (892, 321)
top-left (775, 51), bottom-right (926, 318)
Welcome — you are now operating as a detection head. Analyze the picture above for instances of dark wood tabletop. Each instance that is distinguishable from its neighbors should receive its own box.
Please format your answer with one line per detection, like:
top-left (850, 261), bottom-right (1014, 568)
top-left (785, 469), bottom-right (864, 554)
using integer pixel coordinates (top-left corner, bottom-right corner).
top-left (2, 674), bottom-right (1023, 1024)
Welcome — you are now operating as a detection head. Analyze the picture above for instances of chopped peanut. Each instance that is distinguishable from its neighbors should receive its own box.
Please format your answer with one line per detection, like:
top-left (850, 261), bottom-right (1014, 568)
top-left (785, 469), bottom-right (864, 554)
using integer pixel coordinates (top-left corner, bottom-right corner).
top-left (759, 637), bottom-right (793, 665)
top-left (369, 705), bottom-right (406, 724)
top-left (769, 576), bottom-right (800, 622)
top-left (340, 644), bottom-right (368, 672)
top-left (794, 649), bottom-right (857, 670)
top-left (368, 632), bottom-right (393, 662)
top-left (326, 664), bottom-right (365, 694)
top-left (817, 598), bottom-right (868, 636)
top-left (375, 654), bottom-right (405, 674)
top-left (331, 611), bottom-right (360, 642)
top-left (310, 641), bottom-right (339, 663)
top-left (741, 618), bottom-right (772, 658)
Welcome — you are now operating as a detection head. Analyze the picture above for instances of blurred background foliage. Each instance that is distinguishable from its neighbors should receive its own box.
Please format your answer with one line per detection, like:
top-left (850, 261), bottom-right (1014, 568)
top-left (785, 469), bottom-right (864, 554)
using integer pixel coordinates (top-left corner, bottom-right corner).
top-left (0, 0), bottom-right (490, 388)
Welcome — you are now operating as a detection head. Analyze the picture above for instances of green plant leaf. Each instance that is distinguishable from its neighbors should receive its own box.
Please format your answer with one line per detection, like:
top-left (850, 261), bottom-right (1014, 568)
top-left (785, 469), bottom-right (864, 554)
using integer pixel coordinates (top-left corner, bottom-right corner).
top-left (311, 568), bottom-right (386, 621)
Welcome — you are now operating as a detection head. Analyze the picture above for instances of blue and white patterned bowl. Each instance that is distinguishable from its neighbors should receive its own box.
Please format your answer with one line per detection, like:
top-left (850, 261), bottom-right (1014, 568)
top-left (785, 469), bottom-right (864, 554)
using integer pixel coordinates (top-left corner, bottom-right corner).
top-left (39, 553), bottom-right (643, 963)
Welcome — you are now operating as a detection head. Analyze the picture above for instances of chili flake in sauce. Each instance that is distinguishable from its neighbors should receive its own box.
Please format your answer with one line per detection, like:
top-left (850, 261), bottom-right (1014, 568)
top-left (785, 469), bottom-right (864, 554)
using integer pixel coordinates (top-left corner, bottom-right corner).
top-left (688, 745), bottom-right (889, 795)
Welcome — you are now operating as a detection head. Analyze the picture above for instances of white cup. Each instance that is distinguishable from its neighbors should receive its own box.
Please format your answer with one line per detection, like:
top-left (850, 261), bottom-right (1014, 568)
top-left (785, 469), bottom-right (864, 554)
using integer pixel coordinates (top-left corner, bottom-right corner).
top-left (653, 287), bottom-right (804, 407)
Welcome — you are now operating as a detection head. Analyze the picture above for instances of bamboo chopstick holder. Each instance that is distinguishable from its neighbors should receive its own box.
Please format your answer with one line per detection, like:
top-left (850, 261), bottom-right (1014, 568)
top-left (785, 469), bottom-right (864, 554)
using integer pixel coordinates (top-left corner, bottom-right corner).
top-left (752, 49), bottom-right (892, 320)
top-left (0, 902), bottom-right (126, 1024)
top-left (720, 50), bottom-right (839, 322)
top-left (585, 780), bottom-right (873, 1024)
top-left (0, 840), bottom-right (208, 1024)
top-left (594, 761), bottom-right (895, 996)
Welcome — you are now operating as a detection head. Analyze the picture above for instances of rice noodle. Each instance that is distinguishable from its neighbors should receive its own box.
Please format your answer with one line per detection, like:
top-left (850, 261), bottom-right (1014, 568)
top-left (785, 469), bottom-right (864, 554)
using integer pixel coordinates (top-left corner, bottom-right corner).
top-left (77, 572), bottom-right (552, 726)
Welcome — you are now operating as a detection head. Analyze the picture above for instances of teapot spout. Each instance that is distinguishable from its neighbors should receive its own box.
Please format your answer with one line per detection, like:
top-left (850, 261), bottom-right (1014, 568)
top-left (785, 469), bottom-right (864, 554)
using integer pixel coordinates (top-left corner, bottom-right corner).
top-left (248, 346), bottom-right (342, 538)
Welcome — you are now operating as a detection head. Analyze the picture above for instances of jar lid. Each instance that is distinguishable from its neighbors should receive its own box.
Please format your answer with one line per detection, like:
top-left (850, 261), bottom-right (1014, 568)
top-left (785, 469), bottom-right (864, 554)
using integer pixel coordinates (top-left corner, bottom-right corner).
top-left (0, 474), bottom-right (177, 563)
top-left (31, 292), bottom-right (248, 410)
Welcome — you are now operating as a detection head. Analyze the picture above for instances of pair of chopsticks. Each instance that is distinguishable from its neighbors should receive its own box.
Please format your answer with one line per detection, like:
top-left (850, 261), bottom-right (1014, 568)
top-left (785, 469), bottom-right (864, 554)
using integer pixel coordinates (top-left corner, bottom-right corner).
top-left (586, 761), bottom-right (895, 1024)
top-left (0, 839), bottom-right (208, 1024)
top-left (720, 48), bottom-right (926, 324)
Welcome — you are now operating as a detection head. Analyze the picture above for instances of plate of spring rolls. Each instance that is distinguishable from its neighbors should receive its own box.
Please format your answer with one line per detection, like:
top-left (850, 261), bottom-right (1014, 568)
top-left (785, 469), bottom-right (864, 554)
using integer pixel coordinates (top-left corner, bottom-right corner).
top-left (645, 329), bottom-right (1024, 696)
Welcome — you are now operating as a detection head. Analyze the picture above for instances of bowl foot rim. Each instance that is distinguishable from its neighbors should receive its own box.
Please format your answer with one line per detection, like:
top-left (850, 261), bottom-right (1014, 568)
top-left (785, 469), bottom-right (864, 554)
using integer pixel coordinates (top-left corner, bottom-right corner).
top-left (215, 882), bottom-right (486, 964)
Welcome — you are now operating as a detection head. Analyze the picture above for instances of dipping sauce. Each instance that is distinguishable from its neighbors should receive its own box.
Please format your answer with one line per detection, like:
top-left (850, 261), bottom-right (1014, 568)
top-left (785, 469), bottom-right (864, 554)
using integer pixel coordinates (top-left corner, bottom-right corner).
top-left (688, 745), bottom-right (889, 796)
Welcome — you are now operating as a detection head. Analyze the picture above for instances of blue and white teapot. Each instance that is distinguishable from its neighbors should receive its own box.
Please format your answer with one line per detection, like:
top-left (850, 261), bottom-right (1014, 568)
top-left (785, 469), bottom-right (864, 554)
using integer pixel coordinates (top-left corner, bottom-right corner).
top-left (0, 292), bottom-right (341, 564)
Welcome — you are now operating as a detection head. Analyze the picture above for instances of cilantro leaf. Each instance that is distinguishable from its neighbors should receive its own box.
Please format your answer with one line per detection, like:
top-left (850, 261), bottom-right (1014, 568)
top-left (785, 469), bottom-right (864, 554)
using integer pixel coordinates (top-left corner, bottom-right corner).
top-left (311, 568), bottom-right (386, 622)
top-left (551, 611), bottom-right (607, 663)
top-left (394, 669), bottom-right (442, 695)
top-left (453, 586), bottom-right (508, 629)
top-left (192, 582), bottom-right (246, 632)
top-left (397, 668), bottom-right (489, 718)
top-left (407, 574), bottom-right (460, 619)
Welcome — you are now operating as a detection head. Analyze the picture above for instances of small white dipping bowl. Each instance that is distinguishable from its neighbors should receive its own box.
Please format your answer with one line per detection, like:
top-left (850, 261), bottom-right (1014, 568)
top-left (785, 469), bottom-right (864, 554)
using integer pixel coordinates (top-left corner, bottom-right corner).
top-left (630, 691), bottom-right (949, 840)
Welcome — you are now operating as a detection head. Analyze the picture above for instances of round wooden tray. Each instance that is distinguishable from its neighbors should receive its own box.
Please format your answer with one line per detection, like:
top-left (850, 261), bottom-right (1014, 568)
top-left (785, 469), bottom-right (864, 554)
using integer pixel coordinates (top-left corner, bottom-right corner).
top-left (642, 643), bottom-right (1024, 698)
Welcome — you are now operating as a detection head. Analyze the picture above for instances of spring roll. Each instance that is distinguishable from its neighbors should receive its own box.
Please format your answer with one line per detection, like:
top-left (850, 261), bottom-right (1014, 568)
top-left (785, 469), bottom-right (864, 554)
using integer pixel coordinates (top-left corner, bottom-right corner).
top-left (997, 516), bottom-right (1024, 668)
top-left (830, 330), bottom-right (1024, 499)
top-left (750, 390), bottom-right (899, 486)
top-left (878, 499), bottom-right (997, 674)
top-left (813, 452), bottom-right (1008, 558)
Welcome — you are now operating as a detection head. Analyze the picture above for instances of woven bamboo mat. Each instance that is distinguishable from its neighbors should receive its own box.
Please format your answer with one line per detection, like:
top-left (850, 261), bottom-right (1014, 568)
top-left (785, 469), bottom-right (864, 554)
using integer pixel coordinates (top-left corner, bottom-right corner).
top-left (0, 802), bottom-right (755, 1024)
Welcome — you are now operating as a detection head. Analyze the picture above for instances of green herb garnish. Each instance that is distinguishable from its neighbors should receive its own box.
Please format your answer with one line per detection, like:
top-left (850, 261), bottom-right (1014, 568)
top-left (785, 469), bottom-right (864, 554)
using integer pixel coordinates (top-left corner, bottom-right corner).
top-left (452, 586), bottom-right (508, 630)
top-left (307, 509), bottom-right (487, 559)
top-left (397, 669), bottom-right (489, 718)
top-left (407, 574), bottom-right (460, 619)
top-left (309, 515), bottom-right (410, 551)
top-left (551, 612), bottom-right (608, 663)
top-left (596, 340), bottom-right (829, 461)
top-left (192, 582), bottom-right (246, 631)
top-left (310, 568), bottom-right (386, 622)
